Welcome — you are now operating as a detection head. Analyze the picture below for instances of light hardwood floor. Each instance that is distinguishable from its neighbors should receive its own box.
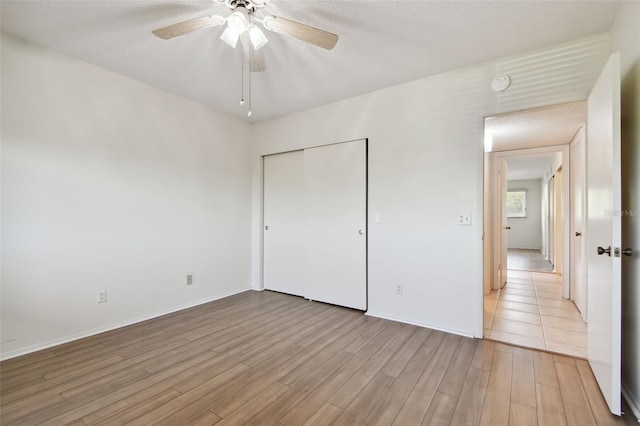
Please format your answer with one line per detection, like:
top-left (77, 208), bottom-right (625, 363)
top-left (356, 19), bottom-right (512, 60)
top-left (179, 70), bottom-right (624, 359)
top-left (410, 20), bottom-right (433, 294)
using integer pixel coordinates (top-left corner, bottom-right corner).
top-left (0, 290), bottom-right (631, 425)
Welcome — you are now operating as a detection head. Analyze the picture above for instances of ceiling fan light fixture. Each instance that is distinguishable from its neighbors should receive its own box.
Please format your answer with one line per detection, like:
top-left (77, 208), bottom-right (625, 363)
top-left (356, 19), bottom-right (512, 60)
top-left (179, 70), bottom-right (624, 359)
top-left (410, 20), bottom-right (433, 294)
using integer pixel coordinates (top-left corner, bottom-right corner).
top-left (220, 26), bottom-right (240, 48)
top-left (249, 25), bottom-right (268, 49)
top-left (227, 9), bottom-right (249, 34)
top-left (261, 15), bottom-right (275, 32)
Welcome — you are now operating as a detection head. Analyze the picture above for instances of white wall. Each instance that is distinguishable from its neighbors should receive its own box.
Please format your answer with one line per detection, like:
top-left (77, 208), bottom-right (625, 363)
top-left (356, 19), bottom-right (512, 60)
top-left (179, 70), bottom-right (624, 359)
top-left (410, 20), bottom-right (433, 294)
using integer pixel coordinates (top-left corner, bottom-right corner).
top-left (611, 0), bottom-right (640, 418)
top-left (543, 152), bottom-right (564, 184)
top-left (250, 34), bottom-right (610, 338)
top-left (506, 179), bottom-right (543, 250)
top-left (0, 28), bottom-right (621, 360)
top-left (0, 34), bottom-right (253, 359)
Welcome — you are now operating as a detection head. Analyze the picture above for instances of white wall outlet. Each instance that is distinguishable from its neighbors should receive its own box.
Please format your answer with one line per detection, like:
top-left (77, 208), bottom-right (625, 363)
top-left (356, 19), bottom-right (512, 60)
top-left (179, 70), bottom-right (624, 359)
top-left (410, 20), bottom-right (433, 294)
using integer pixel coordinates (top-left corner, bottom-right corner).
top-left (457, 213), bottom-right (472, 225)
top-left (187, 274), bottom-right (193, 285)
top-left (97, 290), bottom-right (107, 304)
top-left (395, 284), bottom-right (403, 294)
top-left (375, 211), bottom-right (383, 224)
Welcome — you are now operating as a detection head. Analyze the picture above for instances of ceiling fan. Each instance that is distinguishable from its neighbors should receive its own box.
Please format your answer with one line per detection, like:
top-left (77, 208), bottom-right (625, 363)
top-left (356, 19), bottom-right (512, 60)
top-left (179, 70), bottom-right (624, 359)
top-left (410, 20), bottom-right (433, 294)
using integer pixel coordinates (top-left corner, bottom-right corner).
top-left (151, 0), bottom-right (339, 73)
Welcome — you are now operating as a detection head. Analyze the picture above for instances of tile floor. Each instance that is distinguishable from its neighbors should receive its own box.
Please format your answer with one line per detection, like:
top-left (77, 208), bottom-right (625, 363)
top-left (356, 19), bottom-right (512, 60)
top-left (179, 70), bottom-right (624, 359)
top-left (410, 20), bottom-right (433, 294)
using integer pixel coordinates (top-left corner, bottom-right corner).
top-left (484, 270), bottom-right (587, 358)
top-left (507, 248), bottom-right (554, 272)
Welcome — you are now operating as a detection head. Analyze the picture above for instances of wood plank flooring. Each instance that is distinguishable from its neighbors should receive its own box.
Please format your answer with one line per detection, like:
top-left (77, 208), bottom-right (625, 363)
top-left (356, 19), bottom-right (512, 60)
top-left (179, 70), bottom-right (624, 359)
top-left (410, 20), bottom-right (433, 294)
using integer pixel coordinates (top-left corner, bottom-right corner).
top-left (0, 290), bottom-right (631, 425)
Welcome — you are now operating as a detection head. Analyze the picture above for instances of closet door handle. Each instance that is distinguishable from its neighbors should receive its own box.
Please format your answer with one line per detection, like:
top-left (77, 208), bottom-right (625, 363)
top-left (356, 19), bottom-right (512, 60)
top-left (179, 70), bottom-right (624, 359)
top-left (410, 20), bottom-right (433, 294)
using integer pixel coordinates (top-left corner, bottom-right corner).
top-left (358, 229), bottom-right (364, 235)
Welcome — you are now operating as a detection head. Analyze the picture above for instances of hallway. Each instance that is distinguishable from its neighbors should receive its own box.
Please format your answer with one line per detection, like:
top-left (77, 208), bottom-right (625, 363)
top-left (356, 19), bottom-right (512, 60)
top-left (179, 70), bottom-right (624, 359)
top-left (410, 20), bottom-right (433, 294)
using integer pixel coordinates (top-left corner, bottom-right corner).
top-left (507, 248), bottom-right (553, 273)
top-left (484, 270), bottom-right (587, 358)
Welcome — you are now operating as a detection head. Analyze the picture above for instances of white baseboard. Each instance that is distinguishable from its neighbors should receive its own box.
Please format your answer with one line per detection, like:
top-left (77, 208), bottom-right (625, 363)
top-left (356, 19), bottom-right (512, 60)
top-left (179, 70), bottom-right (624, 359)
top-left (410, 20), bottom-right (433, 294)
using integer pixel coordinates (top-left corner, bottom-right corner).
top-left (365, 311), bottom-right (475, 339)
top-left (0, 288), bottom-right (250, 361)
top-left (622, 382), bottom-right (640, 422)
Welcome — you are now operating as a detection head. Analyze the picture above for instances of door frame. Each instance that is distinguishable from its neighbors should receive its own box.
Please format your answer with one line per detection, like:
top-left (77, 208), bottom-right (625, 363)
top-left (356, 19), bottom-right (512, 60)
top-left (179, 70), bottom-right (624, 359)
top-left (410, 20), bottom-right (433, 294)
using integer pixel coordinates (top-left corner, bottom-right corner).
top-left (549, 174), bottom-right (556, 268)
top-left (487, 144), bottom-right (571, 296)
top-left (570, 126), bottom-right (588, 320)
top-left (554, 167), bottom-right (565, 277)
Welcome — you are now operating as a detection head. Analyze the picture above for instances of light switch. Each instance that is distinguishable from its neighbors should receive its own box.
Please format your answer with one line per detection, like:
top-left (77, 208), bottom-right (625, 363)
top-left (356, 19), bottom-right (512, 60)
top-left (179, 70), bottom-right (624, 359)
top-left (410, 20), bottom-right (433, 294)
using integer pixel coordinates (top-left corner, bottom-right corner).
top-left (375, 212), bottom-right (382, 224)
top-left (457, 213), bottom-right (472, 226)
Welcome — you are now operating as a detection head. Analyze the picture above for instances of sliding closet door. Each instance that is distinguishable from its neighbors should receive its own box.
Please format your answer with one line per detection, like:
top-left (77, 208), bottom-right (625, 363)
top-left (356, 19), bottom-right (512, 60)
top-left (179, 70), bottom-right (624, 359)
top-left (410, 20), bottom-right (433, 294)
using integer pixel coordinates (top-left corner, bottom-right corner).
top-left (304, 140), bottom-right (367, 310)
top-left (263, 151), bottom-right (305, 296)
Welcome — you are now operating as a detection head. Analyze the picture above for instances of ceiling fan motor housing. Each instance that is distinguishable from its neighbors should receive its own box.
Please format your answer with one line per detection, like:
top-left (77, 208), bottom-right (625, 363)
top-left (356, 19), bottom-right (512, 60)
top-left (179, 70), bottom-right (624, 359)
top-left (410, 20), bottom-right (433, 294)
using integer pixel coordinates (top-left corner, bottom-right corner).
top-left (215, 0), bottom-right (270, 12)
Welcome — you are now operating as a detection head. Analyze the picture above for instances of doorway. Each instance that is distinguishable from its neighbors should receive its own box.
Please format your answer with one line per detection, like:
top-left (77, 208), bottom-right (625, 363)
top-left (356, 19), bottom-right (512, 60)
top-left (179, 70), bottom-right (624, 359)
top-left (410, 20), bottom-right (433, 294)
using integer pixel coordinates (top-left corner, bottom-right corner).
top-left (504, 154), bottom-right (557, 274)
top-left (482, 103), bottom-right (588, 358)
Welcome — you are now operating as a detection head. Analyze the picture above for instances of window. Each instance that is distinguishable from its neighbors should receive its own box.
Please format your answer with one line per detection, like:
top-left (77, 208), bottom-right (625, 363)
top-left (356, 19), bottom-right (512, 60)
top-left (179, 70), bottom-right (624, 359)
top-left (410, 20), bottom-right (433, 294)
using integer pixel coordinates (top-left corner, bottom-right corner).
top-left (507, 190), bottom-right (527, 218)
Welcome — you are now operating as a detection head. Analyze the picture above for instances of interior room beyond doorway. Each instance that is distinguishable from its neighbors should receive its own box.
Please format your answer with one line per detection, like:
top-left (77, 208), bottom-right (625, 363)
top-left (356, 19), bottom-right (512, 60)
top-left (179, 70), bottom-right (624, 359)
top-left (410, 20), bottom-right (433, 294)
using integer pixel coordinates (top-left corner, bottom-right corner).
top-left (483, 102), bottom-right (588, 358)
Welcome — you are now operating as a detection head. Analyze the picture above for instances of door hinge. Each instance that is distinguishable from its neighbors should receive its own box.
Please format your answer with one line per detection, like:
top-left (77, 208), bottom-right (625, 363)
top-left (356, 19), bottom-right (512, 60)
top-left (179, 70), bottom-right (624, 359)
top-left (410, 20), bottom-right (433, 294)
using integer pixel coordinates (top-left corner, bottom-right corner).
top-left (614, 247), bottom-right (621, 257)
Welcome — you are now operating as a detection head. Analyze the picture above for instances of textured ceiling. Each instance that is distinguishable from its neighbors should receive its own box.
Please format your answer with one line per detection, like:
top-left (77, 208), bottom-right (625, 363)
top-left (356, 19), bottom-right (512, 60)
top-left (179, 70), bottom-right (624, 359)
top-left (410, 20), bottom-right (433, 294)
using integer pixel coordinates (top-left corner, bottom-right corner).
top-left (485, 101), bottom-right (587, 153)
top-left (0, 1), bottom-right (619, 121)
top-left (487, 101), bottom-right (585, 180)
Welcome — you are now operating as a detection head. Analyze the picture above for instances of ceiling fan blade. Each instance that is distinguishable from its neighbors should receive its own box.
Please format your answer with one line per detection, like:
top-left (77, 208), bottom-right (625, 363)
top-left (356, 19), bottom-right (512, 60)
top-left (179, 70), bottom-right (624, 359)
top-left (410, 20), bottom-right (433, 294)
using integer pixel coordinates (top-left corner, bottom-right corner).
top-left (152, 15), bottom-right (225, 40)
top-left (240, 32), bottom-right (266, 72)
top-left (263, 16), bottom-right (338, 50)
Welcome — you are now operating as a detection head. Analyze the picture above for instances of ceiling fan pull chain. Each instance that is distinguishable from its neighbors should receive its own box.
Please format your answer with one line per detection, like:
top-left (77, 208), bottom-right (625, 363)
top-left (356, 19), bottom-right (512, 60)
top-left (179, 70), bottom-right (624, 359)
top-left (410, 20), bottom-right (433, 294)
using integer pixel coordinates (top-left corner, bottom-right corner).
top-left (248, 52), bottom-right (253, 117)
top-left (240, 48), bottom-right (245, 106)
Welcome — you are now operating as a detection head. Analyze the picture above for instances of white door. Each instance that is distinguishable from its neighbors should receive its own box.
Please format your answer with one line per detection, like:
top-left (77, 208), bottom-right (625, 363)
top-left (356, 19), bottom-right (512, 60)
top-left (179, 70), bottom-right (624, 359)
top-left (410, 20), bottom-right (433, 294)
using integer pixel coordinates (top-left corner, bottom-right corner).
top-left (304, 140), bottom-right (367, 310)
top-left (542, 183), bottom-right (549, 260)
top-left (555, 169), bottom-right (563, 275)
top-left (499, 158), bottom-right (508, 287)
top-left (263, 151), bottom-right (305, 297)
top-left (586, 53), bottom-right (621, 415)
top-left (549, 176), bottom-right (556, 268)
top-left (570, 127), bottom-right (587, 318)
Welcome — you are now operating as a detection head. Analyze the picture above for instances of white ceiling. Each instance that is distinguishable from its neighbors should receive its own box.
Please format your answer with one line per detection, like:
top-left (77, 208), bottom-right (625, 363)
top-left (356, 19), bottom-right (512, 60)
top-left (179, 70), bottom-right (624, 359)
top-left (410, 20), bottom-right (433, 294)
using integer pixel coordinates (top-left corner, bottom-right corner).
top-left (485, 101), bottom-right (587, 152)
top-left (0, 1), bottom-right (620, 121)
top-left (487, 101), bottom-right (584, 181)
top-left (506, 154), bottom-right (556, 181)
